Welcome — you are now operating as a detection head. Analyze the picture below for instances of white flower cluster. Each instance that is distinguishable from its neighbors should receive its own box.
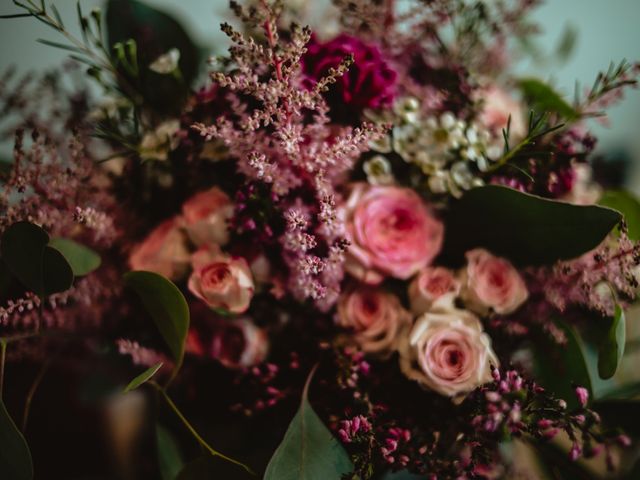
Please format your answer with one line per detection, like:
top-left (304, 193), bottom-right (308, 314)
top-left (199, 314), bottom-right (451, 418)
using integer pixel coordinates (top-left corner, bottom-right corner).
top-left (368, 97), bottom-right (504, 197)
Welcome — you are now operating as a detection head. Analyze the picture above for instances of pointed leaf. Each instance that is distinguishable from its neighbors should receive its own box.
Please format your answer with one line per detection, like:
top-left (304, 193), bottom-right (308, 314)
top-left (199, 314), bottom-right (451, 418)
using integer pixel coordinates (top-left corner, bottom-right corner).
top-left (157, 424), bottom-right (184, 480)
top-left (598, 304), bottom-right (626, 379)
top-left (442, 186), bottom-right (621, 266)
top-left (49, 238), bottom-right (101, 276)
top-left (533, 320), bottom-right (593, 409)
top-left (123, 362), bottom-right (163, 392)
top-left (265, 369), bottom-right (353, 480)
top-left (123, 271), bottom-right (189, 370)
top-left (518, 78), bottom-right (580, 120)
top-left (0, 399), bottom-right (33, 480)
top-left (1, 221), bottom-right (74, 295)
top-left (599, 189), bottom-right (640, 240)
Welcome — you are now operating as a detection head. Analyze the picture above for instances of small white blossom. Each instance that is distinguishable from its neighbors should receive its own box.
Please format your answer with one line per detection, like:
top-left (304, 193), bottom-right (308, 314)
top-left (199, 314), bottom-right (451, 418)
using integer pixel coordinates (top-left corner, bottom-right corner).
top-left (149, 48), bottom-right (181, 74)
top-left (363, 155), bottom-right (394, 185)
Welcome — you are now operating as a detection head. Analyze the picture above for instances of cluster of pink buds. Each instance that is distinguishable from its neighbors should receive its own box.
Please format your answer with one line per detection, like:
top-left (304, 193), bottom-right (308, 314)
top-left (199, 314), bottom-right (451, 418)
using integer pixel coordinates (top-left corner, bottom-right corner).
top-left (337, 415), bottom-right (372, 443)
top-left (380, 427), bottom-right (412, 466)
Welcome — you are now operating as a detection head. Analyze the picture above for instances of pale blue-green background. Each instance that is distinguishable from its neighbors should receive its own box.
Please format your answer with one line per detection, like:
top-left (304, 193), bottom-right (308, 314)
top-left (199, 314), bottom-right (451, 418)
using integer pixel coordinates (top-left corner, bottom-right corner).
top-left (1, 0), bottom-right (639, 187)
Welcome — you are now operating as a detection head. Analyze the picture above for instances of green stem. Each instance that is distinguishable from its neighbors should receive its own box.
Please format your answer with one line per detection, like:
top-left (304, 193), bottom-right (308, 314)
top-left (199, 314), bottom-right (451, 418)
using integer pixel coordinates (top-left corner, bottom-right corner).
top-left (22, 356), bottom-right (53, 432)
top-left (0, 340), bottom-right (6, 399)
top-left (150, 382), bottom-right (255, 475)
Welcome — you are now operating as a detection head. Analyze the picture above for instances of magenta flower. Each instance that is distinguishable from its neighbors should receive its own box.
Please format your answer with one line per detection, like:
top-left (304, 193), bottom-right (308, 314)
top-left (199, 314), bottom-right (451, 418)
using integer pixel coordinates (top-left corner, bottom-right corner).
top-left (302, 34), bottom-right (397, 120)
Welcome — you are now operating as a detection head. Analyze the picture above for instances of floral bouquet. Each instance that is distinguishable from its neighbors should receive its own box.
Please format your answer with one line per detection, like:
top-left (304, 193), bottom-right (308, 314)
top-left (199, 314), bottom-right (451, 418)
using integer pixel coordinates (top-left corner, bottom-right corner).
top-left (1, 0), bottom-right (640, 479)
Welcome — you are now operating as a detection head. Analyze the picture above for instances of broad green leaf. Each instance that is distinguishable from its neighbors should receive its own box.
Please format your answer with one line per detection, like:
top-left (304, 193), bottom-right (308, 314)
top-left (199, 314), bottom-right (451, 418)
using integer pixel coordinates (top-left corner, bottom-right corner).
top-left (598, 305), bottom-right (626, 379)
top-left (533, 320), bottom-right (593, 409)
top-left (123, 271), bottom-right (189, 371)
top-left (264, 370), bottom-right (353, 480)
top-left (1, 222), bottom-right (74, 295)
top-left (599, 189), bottom-right (640, 240)
top-left (518, 78), bottom-right (580, 120)
top-left (0, 399), bottom-right (33, 480)
top-left (598, 381), bottom-right (640, 400)
top-left (49, 238), bottom-right (101, 276)
top-left (123, 362), bottom-right (163, 392)
top-left (157, 424), bottom-right (184, 480)
top-left (442, 186), bottom-right (621, 266)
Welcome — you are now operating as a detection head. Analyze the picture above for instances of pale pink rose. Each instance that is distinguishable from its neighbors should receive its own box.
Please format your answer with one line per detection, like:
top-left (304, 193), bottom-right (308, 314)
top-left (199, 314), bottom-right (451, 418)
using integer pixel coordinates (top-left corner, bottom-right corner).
top-left (337, 287), bottom-right (410, 355)
top-left (187, 245), bottom-right (254, 313)
top-left (128, 217), bottom-right (190, 280)
top-left (479, 86), bottom-right (526, 139)
top-left (210, 318), bottom-right (268, 369)
top-left (344, 184), bottom-right (444, 284)
top-left (463, 249), bottom-right (528, 315)
top-left (181, 186), bottom-right (233, 247)
top-left (398, 309), bottom-right (498, 397)
top-left (408, 267), bottom-right (461, 314)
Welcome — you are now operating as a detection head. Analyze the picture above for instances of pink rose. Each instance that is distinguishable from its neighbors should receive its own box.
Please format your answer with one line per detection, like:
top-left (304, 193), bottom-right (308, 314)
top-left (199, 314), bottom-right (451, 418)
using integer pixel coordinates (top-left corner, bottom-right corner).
top-left (181, 186), bottom-right (233, 247)
top-left (210, 318), bottom-right (268, 369)
top-left (337, 287), bottom-right (411, 355)
top-left (399, 309), bottom-right (498, 397)
top-left (463, 249), bottom-right (528, 315)
top-left (188, 245), bottom-right (254, 313)
top-left (128, 217), bottom-right (190, 280)
top-left (408, 267), bottom-right (461, 314)
top-left (478, 86), bottom-right (526, 139)
top-left (344, 184), bottom-right (444, 284)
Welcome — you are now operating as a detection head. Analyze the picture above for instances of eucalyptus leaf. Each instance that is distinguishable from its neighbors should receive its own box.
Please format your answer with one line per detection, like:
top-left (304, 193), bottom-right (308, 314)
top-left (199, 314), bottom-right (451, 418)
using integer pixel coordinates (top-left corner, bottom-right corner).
top-left (598, 304), bottom-right (626, 379)
top-left (157, 423), bottom-right (184, 480)
top-left (264, 369), bottom-right (353, 480)
top-left (599, 189), bottom-right (640, 240)
top-left (518, 78), bottom-right (580, 120)
top-left (0, 399), bottom-right (33, 480)
top-left (442, 186), bottom-right (621, 266)
top-left (49, 238), bottom-right (101, 276)
top-left (533, 320), bottom-right (593, 409)
top-left (1, 221), bottom-right (74, 296)
top-left (123, 271), bottom-right (189, 371)
top-left (123, 362), bottom-right (163, 393)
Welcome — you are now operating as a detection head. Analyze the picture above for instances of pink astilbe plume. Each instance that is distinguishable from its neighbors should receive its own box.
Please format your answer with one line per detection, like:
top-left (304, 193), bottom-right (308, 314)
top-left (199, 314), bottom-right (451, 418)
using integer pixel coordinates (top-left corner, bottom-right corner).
top-left (192, 1), bottom-right (386, 309)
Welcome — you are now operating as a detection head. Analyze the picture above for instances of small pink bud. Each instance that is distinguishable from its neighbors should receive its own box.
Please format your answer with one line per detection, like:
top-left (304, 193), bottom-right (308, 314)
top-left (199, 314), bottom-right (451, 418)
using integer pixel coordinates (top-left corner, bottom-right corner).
top-left (617, 434), bottom-right (632, 447)
top-left (537, 419), bottom-right (553, 429)
top-left (569, 442), bottom-right (582, 461)
top-left (575, 386), bottom-right (589, 407)
top-left (485, 391), bottom-right (501, 402)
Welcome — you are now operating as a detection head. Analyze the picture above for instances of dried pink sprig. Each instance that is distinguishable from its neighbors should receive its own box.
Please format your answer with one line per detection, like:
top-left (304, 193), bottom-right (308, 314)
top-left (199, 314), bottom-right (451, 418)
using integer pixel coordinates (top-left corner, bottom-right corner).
top-left (192, 1), bottom-right (386, 308)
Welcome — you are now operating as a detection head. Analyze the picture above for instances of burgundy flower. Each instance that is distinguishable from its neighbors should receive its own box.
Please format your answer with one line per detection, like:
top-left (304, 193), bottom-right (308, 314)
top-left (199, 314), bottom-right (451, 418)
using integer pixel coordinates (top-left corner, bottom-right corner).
top-left (302, 34), bottom-right (396, 120)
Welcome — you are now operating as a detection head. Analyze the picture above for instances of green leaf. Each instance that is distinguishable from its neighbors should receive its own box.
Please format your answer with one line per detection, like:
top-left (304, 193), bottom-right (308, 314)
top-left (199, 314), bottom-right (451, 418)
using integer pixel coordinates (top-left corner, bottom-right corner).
top-left (599, 189), bottom-right (640, 240)
top-left (157, 424), bottom-right (184, 480)
top-left (442, 186), bottom-right (621, 266)
top-left (598, 304), bottom-right (626, 379)
top-left (533, 320), bottom-right (593, 409)
top-left (123, 362), bottom-right (163, 392)
top-left (1, 221), bottom-right (74, 296)
top-left (518, 78), bottom-right (580, 120)
top-left (598, 381), bottom-right (640, 400)
top-left (36, 38), bottom-right (85, 53)
top-left (49, 238), bottom-right (101, 276)
top-left (0, 399), bottom-right (33, 480)
top-left (264, 368), bottom-right (353, 480)
top-left (123, 271), bottom-right (189, 372)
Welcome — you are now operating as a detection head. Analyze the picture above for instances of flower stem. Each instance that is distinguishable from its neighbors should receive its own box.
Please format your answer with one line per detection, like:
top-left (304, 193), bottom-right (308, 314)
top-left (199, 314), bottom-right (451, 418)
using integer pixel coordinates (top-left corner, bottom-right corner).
top-left (150, 381), bottom-right (255, 475)
top-left (22, 356), bottom-right (53, 432)
top-left (0, 340), bottom-right (6, 400)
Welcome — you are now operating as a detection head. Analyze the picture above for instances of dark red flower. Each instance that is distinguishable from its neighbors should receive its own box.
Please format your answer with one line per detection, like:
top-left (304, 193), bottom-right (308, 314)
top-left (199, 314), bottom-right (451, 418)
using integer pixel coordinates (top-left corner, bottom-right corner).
top-left (302, 34), bottom-right (396, 121)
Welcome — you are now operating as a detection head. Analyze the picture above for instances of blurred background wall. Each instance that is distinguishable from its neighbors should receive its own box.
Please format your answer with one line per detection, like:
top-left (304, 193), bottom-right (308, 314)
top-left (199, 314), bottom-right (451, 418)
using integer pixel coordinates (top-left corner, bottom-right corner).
top-left (1, 0), bottom-right (639, 189)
